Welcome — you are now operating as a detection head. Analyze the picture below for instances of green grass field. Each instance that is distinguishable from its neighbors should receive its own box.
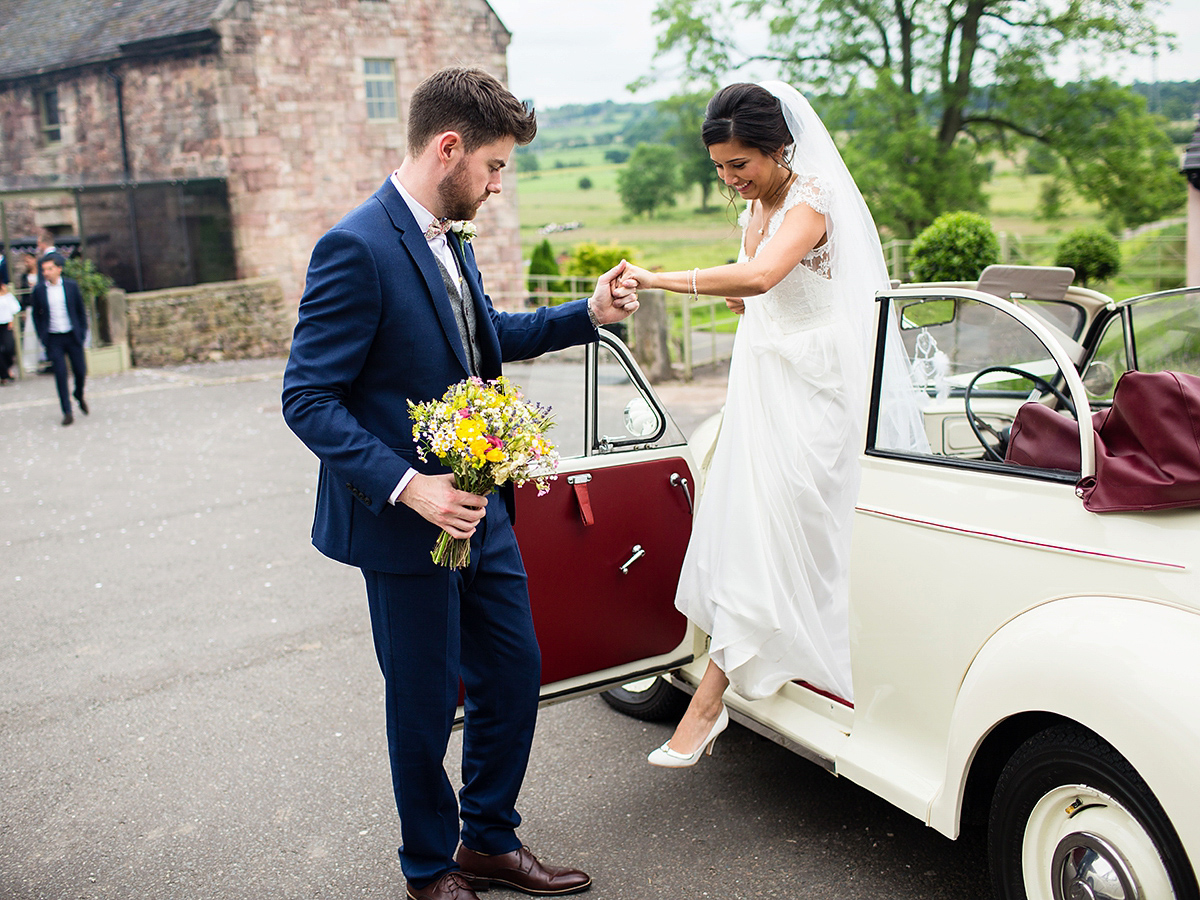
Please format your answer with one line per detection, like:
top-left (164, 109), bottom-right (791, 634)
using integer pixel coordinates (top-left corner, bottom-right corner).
top-left (515, 142), bottom-right (1187, 300)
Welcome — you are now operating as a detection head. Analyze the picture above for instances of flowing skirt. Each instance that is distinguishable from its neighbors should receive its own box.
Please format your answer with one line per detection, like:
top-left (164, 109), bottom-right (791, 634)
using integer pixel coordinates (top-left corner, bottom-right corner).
top-left (675, 301), bottom-right (862, 701)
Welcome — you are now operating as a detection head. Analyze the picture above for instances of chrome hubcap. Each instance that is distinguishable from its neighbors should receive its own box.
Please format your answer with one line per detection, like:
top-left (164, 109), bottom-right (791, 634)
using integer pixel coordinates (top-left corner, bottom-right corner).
top-left (1022, 785), bottom-right (1173, 900)
top-left (1052, 832), bottom-right (1141, 900)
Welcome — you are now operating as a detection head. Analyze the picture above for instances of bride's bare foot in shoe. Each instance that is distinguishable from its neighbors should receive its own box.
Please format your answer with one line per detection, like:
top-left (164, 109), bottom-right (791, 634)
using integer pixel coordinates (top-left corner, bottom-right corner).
top-left (668, 659), bottom-right (731, 753)
top-left (667, 701), bottom-right (725, 754)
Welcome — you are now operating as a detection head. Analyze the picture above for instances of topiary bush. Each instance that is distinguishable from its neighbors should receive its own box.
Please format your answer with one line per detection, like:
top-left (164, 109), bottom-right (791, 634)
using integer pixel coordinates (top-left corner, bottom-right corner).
top-left (908, 211), bottom-right (1000, 283)
top-left (1054, 226), bottom-right (1121, 287)
top-left (527, 238), bottom-right (562, 297)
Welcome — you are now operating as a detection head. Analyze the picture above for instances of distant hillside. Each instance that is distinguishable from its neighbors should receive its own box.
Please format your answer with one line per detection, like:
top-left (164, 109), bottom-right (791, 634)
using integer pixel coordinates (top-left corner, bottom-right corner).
top-left (529, 99), bottom-right (657, 150)
top-left (526, 80), bottom-right (1199, 153)
top-left (1131, 80), bottom-right (1200, 121)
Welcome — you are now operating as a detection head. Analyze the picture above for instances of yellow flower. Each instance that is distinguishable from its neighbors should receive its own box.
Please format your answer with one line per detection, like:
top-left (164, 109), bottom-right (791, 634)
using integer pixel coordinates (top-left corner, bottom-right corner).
top-left (456, 417), bottom-right (484, 441)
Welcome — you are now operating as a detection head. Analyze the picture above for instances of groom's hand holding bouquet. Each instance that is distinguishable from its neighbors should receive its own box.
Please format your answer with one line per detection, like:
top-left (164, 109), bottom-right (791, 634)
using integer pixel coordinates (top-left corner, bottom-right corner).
top-left (406, 376), bottom-right (559, 569)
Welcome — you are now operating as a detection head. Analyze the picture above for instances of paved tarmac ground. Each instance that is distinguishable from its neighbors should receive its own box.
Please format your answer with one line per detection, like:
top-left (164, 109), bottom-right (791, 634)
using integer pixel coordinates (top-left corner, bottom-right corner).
top-left (0, 360), bottom-right (981, 899)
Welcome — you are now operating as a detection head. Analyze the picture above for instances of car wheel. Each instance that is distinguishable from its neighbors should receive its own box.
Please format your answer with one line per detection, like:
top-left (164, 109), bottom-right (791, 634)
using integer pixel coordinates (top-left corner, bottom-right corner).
top-left (600, 675), bottom-right (689, 722)
top-left (989, 723), bottom-right (1199, 900)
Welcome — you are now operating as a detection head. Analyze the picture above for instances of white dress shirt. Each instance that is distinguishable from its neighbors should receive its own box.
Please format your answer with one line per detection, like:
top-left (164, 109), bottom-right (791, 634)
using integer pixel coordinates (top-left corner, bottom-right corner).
top-left (386, 172), bottom-right (468, 506)
top-left (45, 280), bottom-right (71, 333)
top-left (0, 289), bottom-right (20, 325)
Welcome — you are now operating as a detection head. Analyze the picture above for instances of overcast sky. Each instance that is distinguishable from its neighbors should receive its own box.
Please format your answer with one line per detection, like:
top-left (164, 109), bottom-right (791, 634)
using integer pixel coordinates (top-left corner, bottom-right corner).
top-left (485, 0), bottom-right (1200, 109)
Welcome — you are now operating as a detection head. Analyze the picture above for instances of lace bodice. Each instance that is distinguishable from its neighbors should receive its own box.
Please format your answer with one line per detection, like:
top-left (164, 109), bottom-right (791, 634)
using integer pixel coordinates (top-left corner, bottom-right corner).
top-left (739, 174), bottom-right (837, 333)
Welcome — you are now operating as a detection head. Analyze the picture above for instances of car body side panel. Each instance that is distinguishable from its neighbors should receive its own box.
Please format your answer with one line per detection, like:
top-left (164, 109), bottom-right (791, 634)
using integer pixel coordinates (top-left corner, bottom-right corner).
top-left (836, 451), bottom-right (1198, 828)
top-left (931, 597), bottom-right (1200, 867)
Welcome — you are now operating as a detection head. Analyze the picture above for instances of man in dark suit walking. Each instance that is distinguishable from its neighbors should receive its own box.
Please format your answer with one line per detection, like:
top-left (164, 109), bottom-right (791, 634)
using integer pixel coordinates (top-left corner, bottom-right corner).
top-left (282, 67), bottom-right (638, 900)
top-left (31, 252), bottom-right (88, 426)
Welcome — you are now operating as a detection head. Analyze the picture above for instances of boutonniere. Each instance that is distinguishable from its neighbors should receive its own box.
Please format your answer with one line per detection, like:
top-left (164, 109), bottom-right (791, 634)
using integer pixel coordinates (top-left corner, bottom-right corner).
top-left (450, 221), bottom-right (477, 243)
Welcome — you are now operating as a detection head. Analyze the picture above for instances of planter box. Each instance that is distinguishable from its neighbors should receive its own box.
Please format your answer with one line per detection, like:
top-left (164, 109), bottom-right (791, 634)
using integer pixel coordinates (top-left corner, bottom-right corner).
top-left (86, 342), bottom-right (130, 375)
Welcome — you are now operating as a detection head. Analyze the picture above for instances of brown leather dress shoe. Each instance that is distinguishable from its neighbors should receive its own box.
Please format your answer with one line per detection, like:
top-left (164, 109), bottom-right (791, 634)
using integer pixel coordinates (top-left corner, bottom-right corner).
top-left (406, 871), bottom-right (479, 900)
top-left (455, 845), bottom-right (591, 895)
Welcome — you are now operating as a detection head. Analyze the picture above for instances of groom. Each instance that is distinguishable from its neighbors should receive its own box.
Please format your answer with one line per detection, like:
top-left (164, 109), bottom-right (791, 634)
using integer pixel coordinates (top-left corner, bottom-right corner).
top-left (282, 67), bottom-right (637, 900)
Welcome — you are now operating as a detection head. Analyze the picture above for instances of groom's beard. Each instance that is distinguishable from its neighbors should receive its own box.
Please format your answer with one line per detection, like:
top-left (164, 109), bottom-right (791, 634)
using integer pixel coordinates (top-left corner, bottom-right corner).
top-left (437, 160), bottom-right (487, 221)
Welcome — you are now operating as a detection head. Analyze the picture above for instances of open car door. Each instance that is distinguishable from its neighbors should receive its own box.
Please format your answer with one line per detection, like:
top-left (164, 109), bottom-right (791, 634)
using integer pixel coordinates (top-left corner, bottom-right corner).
top-left (508, 331), bottom-right (696, 705)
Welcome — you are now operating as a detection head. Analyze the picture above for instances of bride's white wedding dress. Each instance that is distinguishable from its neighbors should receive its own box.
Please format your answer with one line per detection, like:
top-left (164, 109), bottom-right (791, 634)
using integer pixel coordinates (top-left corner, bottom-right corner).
top-left (675, 174), bottom-right (864, 702)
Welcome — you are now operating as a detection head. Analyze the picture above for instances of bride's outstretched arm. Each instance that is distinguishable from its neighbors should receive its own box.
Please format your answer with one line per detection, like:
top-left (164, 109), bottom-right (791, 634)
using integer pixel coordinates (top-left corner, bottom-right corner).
top-left (624, 201), bottom-right (826, 298)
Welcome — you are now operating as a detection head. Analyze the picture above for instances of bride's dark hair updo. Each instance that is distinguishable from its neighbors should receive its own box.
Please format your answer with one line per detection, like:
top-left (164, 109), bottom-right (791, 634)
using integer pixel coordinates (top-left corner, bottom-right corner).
top-left (701, 83), bottom-right (793, 160)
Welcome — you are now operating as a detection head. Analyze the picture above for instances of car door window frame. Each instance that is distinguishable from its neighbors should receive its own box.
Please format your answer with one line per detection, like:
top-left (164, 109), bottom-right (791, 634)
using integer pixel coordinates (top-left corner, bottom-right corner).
top-left (586, 330), bottom-right (679, 455)
top-left (866, 287), bottom-right (1097, 481)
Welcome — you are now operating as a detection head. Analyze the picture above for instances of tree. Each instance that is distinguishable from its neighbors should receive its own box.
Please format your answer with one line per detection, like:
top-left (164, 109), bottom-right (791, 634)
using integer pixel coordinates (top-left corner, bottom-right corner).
top-left (642, 0), bottom-right (1183, 233)
top-left (833, 81), bottom-right (990, 239)
top-left (1055, 226), bottom-right (1121, 287)
top-left (616, 144), bottom-right (682, 218)
top-left (578, 176), bottom-right (593, 190)
top-left (909, 211), bottom-right (999, 282)
top-left (515, 145), bottom-right (539, 174)
top-left (658, 91), bottom-right (720, 211)
top-left (527, 238), bottom-right (562, 298)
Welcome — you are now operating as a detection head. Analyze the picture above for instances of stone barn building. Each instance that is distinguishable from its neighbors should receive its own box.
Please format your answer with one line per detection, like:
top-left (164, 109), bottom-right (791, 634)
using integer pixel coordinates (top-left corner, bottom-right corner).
top-left (0, 0), bottom-right (525, 307)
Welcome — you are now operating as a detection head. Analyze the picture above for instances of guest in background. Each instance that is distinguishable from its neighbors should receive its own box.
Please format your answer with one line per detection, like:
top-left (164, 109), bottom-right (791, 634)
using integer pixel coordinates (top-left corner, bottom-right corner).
top-left (30, 252), bottom-right (88, 425)
top-left (0, 278), bottom-right (20, 383)
top-left (20, 251), bottom-right (46, 375)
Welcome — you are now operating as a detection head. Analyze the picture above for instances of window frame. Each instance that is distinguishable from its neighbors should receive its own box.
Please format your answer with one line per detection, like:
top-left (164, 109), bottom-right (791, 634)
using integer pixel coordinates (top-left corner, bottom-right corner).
top-left (363, 58), bottom-right (398, 123)
top-left (39, 87), bottom-right (62, 144)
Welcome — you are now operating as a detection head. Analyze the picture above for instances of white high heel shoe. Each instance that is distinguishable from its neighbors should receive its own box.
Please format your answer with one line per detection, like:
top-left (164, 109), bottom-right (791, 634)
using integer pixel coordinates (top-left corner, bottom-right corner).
top-left (647, 706), bottom-right (729, 768)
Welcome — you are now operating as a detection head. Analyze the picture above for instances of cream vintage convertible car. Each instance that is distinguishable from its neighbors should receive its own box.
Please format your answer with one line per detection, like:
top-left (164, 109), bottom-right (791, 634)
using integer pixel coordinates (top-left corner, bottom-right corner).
top-left (494, 266), bottom-right (1200, 900)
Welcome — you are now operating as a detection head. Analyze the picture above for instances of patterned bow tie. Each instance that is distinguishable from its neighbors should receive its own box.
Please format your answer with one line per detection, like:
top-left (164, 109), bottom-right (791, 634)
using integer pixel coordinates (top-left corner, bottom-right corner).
top-left (424, 218), bottom-right (452, 241)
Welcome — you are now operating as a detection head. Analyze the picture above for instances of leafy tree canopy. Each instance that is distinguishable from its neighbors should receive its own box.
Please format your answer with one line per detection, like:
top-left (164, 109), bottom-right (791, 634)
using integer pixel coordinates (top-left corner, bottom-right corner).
top-left (616, 144), bottom-right (683, 218)
top-left (639, 0), bottom-right (1184, 233)
top-left (658, 91), bottom-right (721, 210)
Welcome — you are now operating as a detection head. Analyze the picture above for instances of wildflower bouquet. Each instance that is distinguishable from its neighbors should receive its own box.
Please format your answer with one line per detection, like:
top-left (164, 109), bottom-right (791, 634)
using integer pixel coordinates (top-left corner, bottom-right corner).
top-left (408, 375), bottom-right (559, 569)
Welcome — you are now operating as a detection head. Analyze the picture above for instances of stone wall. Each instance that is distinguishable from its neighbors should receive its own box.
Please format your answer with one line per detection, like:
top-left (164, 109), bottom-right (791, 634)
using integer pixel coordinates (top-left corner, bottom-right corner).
top-left (125, 277), bottom-right (292, 367)
top-left (0, 52), bottom-right (226, 184)
top-left (214, 0), bottom-right (524, 307)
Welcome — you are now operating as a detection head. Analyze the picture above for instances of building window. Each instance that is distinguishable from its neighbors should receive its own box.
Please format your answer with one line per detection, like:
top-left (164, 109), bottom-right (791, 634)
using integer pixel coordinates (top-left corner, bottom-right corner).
top-left (364, 59), bottom-right (398, 122)
top-left (40, 88), bottom-right (62, 143)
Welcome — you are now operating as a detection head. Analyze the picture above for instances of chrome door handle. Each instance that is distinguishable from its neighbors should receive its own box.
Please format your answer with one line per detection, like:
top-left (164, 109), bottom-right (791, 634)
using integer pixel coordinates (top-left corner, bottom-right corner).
top-left (670, 472), bottom-right (693, 515)
top-left (619, 544), bottom-right (645, 575)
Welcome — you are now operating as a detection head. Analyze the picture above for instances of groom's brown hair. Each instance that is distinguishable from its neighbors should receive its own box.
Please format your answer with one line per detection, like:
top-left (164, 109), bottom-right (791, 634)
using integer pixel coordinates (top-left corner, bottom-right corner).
top-left (407, 66), bottom-right (537, 155)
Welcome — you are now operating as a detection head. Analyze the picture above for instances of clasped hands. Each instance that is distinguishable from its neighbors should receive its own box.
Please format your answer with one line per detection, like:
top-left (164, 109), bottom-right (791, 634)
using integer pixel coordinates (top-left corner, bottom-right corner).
top-left (618, 261), bottom-right (744, 315)
top-left (588, 261), bottom-right (640, 325)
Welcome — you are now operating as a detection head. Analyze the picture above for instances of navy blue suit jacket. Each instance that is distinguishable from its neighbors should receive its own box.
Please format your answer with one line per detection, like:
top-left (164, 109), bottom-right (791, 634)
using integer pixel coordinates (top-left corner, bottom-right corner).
top-left (31, 276), bottom-right (88, 344)
top-left (283, 180), bottom-right (597, 574)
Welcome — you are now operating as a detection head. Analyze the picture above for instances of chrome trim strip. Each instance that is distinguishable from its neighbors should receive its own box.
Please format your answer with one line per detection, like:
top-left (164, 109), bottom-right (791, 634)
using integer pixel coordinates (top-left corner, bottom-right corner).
top-left (857, 505), bottom-right (1187, 570)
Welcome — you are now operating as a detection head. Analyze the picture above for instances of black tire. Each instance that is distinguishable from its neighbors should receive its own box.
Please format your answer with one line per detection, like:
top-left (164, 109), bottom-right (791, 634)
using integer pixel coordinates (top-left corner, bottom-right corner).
top-left (600, 675), bottom-right (689, 722)
top-left (988, 722), bottom-right (1199, 900)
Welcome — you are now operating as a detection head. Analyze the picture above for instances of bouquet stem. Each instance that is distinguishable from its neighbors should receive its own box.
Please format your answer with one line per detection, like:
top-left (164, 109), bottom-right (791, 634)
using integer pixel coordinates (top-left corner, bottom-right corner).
top-left (432, 530), bottom-right (472, 569)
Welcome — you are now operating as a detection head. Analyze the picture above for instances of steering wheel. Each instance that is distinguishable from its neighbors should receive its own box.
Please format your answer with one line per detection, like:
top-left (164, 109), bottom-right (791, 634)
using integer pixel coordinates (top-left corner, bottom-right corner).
top-left (965, 365), bottom-right (1077, 462)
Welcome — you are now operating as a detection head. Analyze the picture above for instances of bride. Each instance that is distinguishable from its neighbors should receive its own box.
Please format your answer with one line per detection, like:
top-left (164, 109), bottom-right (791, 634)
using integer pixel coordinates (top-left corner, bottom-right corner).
top-left (622, 81), bottom-right (926, 767)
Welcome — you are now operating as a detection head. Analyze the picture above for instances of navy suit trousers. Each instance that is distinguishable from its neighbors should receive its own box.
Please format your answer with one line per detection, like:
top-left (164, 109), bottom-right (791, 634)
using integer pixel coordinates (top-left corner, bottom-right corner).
top-left (43, 330), bottom-right (86, 415)
top-left (362, 497), bottom-right (540, 885)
